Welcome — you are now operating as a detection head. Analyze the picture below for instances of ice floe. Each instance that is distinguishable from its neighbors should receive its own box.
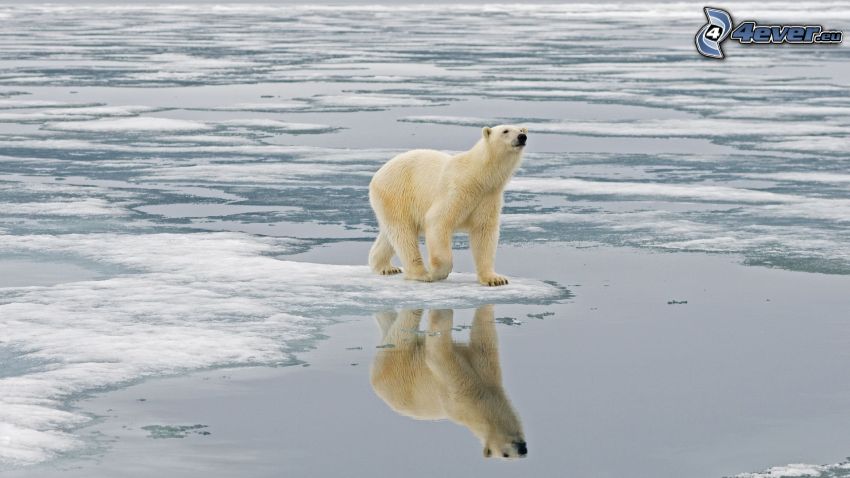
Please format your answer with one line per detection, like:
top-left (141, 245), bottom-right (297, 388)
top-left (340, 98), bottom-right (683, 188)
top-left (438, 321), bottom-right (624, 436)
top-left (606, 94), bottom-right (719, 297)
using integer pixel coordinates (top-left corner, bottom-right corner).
top-left (746, 173), bottom-right (850, 184)
top-left (400, 115), bottom-right (847, 138)
top-left (734, 460), bottom-right (850, 478)
top-left (219, 119), bottom-right (340, 133)
top-left (44, 117), bottom-right (212, 133)
top-left (510, 178), bottom-right (793, 204)
top-left (145, 162), bottom-right (373, 184)
top-left (0, 199), bottom-right (126, 216)
top-left (307, 94), bottom-right (441, 109)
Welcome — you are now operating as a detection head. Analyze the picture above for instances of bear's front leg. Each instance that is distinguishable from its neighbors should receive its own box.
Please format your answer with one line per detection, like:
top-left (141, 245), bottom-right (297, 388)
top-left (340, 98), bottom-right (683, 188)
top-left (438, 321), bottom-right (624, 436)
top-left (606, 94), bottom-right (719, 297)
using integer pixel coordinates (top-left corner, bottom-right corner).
top-left (425, 219), bottom-right (454, 282)
top-left (470, 218), bottom-right (508, 287)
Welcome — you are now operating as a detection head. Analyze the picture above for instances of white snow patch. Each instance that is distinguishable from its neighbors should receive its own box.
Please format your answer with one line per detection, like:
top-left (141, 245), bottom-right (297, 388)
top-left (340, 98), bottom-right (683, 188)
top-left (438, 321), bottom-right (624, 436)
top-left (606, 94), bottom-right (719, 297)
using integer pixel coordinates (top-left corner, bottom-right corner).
top-left (215, 102), bottom-right (309, 112)
top-left (146, 162), bottom-right (372, 183)
top-left (43, 105), bottom-right (156, 117)
top-left (0, 199), bottom-right (126, 216)
top-left (717, 104), bottom-right (850, 119)
top-left (758, 136), bottom-right (850, 154)
top-left (155, 134), bottom-right (254, 144)
top-left (400, 116), bottom-right (846, 138)
top-left (735, 460), bottom-right (850, 478)
top-left (0, 105), bottom-right (155, 122)
top-left (0, 138), bottom-right (393, 160)
top-left (747, 172), bottom-right (850, 184)
top-left (312, 94), bottom-right (436, 108)
top-left (220, 119), bottom-right (338, 132)
top-left (147, 53), bottom-right (256, 70)
top-left (0, 100), bottom-right (82, 109)
top-left (510, 178), bottom-right (850, 222)
top-left (44, 117), bottom-right (211, 133)
top-left (510, 177), bottom-right (792, 203)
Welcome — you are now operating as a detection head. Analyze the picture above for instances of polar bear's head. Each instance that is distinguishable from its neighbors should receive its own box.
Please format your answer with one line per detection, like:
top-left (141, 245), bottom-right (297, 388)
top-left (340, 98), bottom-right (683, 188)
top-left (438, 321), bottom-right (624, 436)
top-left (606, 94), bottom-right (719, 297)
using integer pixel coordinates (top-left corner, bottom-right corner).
top-left (482, 124), bottom-right (528, 153)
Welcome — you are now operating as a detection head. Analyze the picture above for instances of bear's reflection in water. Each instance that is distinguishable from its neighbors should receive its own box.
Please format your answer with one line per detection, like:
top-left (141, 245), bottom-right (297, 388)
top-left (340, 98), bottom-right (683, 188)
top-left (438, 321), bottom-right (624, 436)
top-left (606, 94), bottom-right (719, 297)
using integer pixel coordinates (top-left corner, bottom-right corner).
top-left (370, 305), bottom-right (527, 459)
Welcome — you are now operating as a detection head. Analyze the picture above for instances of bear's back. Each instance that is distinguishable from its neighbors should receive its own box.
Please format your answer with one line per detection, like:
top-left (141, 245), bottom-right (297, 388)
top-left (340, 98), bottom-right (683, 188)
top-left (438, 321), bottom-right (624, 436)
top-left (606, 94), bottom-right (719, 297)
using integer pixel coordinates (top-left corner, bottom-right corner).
top-left (369, 149), bottom-right (453, 223)
top-left (371, 149), bottom-right (450, 189)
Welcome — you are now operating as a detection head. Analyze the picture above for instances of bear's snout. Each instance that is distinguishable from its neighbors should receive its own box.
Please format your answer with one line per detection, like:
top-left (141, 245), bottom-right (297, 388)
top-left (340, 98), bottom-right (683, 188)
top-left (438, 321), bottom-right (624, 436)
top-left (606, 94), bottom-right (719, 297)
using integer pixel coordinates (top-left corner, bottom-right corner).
top-left (516, 133), bottom-right (527, 146)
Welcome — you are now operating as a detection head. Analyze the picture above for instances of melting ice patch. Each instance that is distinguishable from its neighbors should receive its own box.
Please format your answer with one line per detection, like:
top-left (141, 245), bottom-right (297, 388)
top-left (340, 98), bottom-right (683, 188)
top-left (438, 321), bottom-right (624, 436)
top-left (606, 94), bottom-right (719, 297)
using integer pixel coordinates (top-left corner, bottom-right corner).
top-left (0, 198), bottom-right (126, 216)
top-left (733, 460), bottom-right (850, 478)
top-left (44, 117), bottom-right (212, 133)
top-left (0, 100), bottom-right (92, 109)
top-left (502, 173), bottom-right (850, 273)
top-left (509, 177), bottom-right (850, 223)
top-left (146, 53), bottom-right (257, 71)
top-left (219, 119), bottom-right (340, 134)
top-left (510, 177), bottom-right (850, 223)
top-left (145, 162), bottom-right (373, 184)
top-left (523, 119), bottom-right (847, 138)
top-left (758, 137), bottom-right (850, 155)
top-left (399, 115), bottom-right (850, 155)
top-left (212, 102), bottom-right (310, 112)
top-left (510, 178), bottom-right (792, 204)
top-left (155, 134), bottom-right (255, 145)
top-left (0, 103), bottom-right (159, 123)
top-left (746, 173), bottom-right (850, 184)
top-left (716, 104), bottom-right (850, 119)
top-left (0, 175), bottom-right (136, 220)
top-left (306, 94), bottom-right (443, 110)
top-left (0, 232), bottom-right (564, 466)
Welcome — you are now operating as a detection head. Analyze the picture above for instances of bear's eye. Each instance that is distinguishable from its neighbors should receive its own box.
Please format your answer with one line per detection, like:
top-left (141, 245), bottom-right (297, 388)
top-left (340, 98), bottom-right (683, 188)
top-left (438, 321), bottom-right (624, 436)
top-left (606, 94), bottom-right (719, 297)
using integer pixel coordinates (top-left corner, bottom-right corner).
top-left (503, 129), bottom-right (508, 134)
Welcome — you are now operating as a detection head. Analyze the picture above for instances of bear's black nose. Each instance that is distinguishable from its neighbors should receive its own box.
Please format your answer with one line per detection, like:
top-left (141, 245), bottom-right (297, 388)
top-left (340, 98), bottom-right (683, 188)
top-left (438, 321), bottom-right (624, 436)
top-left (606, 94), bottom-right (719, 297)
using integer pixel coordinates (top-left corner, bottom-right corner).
top-left (515, 440), bottom-right (528, 456)
top-left (518, 133), bottom-right (527, 144)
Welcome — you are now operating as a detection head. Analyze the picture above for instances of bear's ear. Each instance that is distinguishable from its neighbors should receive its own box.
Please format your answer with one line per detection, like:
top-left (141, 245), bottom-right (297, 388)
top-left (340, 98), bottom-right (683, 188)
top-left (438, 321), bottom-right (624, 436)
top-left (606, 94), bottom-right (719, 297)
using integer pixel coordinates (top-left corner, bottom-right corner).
top-left (482, 126), bottom-right (491, 139)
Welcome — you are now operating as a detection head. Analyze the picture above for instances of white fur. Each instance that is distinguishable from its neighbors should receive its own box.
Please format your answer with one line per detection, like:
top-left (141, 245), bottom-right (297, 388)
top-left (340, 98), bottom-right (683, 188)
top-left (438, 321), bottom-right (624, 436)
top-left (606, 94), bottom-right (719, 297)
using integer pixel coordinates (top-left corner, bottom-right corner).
top-left (370, 306), bottom-right (527, 459)
top-left (368, 125), bottom-right (527, 286)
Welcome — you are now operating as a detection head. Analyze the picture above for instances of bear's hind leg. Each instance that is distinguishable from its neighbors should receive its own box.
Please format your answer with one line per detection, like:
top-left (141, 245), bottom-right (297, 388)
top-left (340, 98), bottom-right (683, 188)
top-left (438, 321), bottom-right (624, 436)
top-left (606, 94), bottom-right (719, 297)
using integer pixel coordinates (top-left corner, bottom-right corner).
top-left (384, 226), bottom-right (430, 281)
top-left (369, 231), bottom-right (401, 275)
top-left (425, 222), bottom-right (454, 282)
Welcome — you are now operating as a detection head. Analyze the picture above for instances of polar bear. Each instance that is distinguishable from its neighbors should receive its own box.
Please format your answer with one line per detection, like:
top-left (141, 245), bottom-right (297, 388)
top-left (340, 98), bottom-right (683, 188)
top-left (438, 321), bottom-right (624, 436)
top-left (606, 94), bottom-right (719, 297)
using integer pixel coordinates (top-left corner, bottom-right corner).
top-left (368, 125), bottom-right (528, 286)
top-left (370, 306), bottom-right (528, 459)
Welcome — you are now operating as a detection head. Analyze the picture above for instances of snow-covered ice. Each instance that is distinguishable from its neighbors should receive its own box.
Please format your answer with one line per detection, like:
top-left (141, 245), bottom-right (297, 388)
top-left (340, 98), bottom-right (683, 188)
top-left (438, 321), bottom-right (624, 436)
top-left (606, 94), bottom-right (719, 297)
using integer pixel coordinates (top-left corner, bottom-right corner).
top-left (735, 460), bottom-right (850, 478)
top-left (45, 117), bottom-right (212, 132)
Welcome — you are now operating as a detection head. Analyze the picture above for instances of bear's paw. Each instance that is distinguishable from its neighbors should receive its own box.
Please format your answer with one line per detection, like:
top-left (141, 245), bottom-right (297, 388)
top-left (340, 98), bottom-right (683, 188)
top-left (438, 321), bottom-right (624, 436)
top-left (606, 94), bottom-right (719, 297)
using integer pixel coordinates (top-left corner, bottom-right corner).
top-left (479, 274), bottom-right (509, 287)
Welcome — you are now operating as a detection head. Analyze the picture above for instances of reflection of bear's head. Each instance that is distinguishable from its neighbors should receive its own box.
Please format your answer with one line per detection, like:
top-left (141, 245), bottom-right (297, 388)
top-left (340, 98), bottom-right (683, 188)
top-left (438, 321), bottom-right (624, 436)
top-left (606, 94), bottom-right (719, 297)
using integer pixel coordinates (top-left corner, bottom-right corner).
top-left (480, 403), bottom-right (527, 460)
top-left (482, 124), bottom-right (528, 152)
top-left (370, 306), bottom-right (528, 460)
